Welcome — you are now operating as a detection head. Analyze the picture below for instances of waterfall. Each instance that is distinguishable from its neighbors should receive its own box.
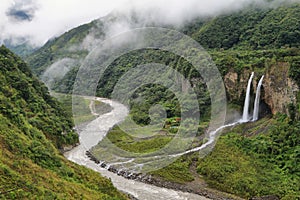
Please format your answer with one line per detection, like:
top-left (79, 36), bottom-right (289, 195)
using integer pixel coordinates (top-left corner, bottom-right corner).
top-left (253, 75), bottom-right (264, 121)
top-left (242, 72), bottom-right (254, 122)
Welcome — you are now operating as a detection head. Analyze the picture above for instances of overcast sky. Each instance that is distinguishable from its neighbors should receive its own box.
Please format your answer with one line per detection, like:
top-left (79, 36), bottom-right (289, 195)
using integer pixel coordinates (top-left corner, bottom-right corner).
top-left (0, 0), bottom-right (297, 46)
top-left (0, 0), bottom-right (125, 46)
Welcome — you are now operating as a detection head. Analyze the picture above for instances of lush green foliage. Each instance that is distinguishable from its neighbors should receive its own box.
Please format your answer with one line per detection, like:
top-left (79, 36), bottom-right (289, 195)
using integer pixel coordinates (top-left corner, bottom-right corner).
top-left (17, 2), bottom-right (300, 199)
top-left (150, 155), bottom-right (195, 183)
top-left (186, 3), bottom-right (300, 50)
top-left (94, 49), bottom-right (211, 125)
top-left (21, 3), bottom-right (299, 102)
top-left (92, 124), bottom-right (196, 184)
top-left (26, 22), bottom-right (97, 76)
top-left (0, 46), bottom-right (78, 148)
top-left (197, 116), bottom-right (300, 199)
top-left (103, 126), bottom-right (173, 153)
top-left (0, 46), bottom-right (127, 199)
top-left (0, 114), bottom-right (126, 199)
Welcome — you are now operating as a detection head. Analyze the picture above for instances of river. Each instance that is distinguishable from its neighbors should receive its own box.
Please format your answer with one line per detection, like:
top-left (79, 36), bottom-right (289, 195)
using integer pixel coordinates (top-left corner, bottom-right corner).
top-left (65, 97), bottom-right (209, 200)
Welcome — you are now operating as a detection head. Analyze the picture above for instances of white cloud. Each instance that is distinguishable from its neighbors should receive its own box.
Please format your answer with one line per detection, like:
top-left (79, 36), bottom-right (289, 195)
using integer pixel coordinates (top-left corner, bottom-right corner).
top-left (0, 0), bottom-right (124, 46)
top-left (0, 0), bottom-right (298, 47)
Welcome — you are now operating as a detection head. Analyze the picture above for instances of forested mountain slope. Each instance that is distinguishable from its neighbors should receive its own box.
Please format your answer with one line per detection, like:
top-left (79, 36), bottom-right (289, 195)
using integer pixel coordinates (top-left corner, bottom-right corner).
top-left (185, 3), bottom-right (300, 49)
top-left (9, 1), bottom-right (300, 199)
top-left (0, 46), bottom-right (127, 199)
top-left (26, 3), bottom-right (300, 78)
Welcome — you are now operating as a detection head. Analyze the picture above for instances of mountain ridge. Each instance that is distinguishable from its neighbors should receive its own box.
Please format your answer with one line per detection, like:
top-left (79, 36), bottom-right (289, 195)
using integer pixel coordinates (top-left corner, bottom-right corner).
top-left (24, 2), bottom-right (300, 92)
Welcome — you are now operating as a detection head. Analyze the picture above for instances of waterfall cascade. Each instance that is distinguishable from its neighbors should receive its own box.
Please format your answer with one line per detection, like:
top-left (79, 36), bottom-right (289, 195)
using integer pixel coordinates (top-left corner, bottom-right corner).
top-left (178, 73), bottom-right (266, 157)
top-left (253, 75), bottom-right (264, 121)
top-left (242, 72), bottom-right (254, 122)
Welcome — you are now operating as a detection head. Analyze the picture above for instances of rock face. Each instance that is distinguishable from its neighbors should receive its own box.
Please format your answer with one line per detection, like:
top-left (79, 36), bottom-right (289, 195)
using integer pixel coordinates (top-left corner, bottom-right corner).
top-left (223, 62), bottom-right (299, 116)
top-left (224, 71), bottom-right (240, 101)
top-left (263, 62), bottom-right (299, 115)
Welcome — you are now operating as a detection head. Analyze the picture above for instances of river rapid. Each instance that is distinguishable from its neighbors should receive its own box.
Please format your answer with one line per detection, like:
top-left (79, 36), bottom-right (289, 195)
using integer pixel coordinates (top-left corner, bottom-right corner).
top-left (65, 97), bottom-right (209, 200)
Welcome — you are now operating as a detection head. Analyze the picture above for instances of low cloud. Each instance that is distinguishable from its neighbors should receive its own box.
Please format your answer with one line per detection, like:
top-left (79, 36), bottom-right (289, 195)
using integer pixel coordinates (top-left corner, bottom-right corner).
top-left (0, 0), bottom-right (298, 47)
top-left (41, 58), bottom-right (77, 88)
top-left (0, 0), bottom-right (123, 46)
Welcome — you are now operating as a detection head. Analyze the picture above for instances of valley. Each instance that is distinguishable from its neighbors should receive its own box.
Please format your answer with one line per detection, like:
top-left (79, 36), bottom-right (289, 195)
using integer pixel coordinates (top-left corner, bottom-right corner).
top-left (1, 1), bottom-right (299, 199)
top-left (65, 97), bottom-right (211, 200)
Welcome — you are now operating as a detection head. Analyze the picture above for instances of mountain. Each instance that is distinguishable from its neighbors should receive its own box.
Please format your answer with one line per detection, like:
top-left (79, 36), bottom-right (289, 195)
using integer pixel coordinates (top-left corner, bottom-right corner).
top-left (26, 21), bottom-right (97, 77)
top-left (24, 2), bottom-right (300, 117)
top-left (0, 46), bottom-right (128, 199)
top-left (25, 3), bottom-right (300, 93)
top-left (19, 1), bottom-right (300, 199)
top-left (184, 3), bottom-right (300, 49)
top-left (2, 39), bottom-right (36, 58)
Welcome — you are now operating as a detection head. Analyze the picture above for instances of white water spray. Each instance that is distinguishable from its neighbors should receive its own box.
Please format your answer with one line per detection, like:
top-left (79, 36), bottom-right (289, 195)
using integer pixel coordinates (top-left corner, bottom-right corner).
top-left (253, 75), bottom-right (264, 121)
top-left (172, 121), bottom-right (240, 157)
top-left (242, 72), bottom-right (254, 122)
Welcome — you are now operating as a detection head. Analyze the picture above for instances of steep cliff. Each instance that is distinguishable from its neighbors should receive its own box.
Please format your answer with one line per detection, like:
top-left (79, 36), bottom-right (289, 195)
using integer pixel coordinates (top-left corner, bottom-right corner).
top-left (263, 62), bottom-right (299, 115)
top-left (219, 49), bottom-right (300, 117)
top-left (224, 63), bottom-right (298, 115)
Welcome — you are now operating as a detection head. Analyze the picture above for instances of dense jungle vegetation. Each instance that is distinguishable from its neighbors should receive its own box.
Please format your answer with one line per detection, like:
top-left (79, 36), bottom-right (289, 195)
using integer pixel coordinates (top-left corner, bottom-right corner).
top-left (4, 1), bottom-right (300, 199)
top-left (0, 46), bottom-right (128, 199)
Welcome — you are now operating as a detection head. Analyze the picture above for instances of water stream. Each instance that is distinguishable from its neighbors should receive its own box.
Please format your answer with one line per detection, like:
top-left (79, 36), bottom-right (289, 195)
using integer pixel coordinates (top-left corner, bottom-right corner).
top-left (66, 73), bottom-right (261, 199)
top-left (242, 72), bottom-right (254, 122)
top-left (65, 97), bottom-right (209, 200)
top-left (253, 75), bottom-right (264, 121)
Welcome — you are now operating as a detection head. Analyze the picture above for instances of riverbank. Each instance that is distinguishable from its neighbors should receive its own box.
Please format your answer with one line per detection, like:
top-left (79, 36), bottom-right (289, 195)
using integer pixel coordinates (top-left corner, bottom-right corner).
top-left (65, 97), bottom-right (210, 200)
top-left (86, 150), bottom-right (243, 200)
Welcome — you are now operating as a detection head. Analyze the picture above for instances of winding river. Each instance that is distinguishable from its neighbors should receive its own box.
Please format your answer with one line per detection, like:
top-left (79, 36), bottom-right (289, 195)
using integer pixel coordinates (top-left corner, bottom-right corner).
top-left (65, 97), bottom-right (209, 200)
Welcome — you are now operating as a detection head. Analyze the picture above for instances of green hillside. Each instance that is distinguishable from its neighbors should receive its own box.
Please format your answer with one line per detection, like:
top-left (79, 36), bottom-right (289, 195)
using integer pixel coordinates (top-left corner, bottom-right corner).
top-left (0, 46), bottom-right (127, 199)
top-left (16, 1), bottom-right (300, 199)
top-left (25, 3), bottom-right (300, 80)
top-left (196, 115), bottom-right (300, 199)
top-left (185, 3), bottom-right (300, 50)
top-left (4, 41), bottom-right (36, 58)
top-left (26, 21), bottom-right (97, 76)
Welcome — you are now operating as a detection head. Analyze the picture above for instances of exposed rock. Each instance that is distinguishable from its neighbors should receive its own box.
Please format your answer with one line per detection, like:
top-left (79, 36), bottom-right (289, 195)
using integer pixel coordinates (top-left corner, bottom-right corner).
top-left (86, 150), bottom-right (242, 200)
top-left (224, 71), bottom-right (239, 101)
top-left (223, 62), bottom-right (298, 116)
top-left (263, 62), bottom-right (298, 115)
top-left (60, 143), bottom-right (80, 153)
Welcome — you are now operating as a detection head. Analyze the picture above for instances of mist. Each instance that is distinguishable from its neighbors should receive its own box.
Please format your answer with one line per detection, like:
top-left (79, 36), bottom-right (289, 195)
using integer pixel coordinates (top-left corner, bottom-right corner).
top-left (112, 0), bottom-right (300, 29)
top-left (1, 0), bottom-right (298, 47)
top-left (41, 58), bottom-right (77, 88)
top-left (0, 0), bottom-right (123, 46)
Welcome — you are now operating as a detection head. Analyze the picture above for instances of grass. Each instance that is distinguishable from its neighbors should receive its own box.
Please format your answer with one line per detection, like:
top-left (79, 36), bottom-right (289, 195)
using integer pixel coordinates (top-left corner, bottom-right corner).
top-left (92, 124), bottom-right (195, 184)
top-left (92, 115), bottom-right (300, 199)
top-left (150, 155), bottom-right (195, 183)
top-left (101, 126), bottom-right (173, 154)
top-left (197, 117), bottom-right (300, 199)
top-left (94, 100), bottom-right (112, 114)
top-left (52, 93), bottom-right (113, 125)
